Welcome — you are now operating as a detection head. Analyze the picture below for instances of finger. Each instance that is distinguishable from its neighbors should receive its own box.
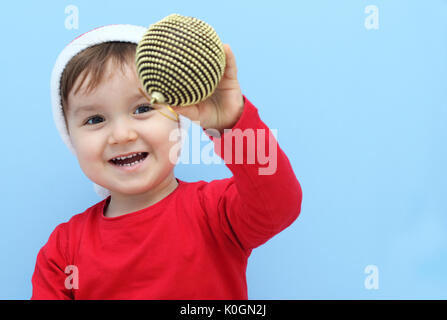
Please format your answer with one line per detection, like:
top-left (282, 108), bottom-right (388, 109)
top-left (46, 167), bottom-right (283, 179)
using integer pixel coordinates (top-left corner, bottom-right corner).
top-left (222, 43), bottom-right (238, 80)
top-left (170, 104), bottom-right (199, 122)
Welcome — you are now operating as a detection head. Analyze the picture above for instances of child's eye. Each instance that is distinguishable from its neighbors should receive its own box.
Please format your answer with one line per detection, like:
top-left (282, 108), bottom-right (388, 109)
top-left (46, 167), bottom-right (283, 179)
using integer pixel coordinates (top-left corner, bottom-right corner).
top-left (85, 115), bottom-right (104, 125)
top-left (135, 104), bottom-right (155, 115)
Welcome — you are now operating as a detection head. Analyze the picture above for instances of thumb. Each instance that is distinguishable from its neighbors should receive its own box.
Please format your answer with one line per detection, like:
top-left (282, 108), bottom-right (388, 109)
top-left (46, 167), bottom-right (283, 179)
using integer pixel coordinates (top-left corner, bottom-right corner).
top-left (222, 43), bottom-right (238, 81)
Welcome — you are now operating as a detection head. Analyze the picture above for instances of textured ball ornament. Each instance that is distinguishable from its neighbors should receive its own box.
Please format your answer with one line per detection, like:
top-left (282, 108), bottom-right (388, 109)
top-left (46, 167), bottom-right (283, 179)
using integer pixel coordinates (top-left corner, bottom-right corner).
top-left (135, 14), bottom-right (226, 106)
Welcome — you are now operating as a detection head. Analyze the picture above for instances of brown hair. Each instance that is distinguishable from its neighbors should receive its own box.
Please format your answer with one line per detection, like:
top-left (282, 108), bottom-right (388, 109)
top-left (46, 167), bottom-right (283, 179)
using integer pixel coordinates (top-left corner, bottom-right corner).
top-left (60, 41), bottom-right (137, 130)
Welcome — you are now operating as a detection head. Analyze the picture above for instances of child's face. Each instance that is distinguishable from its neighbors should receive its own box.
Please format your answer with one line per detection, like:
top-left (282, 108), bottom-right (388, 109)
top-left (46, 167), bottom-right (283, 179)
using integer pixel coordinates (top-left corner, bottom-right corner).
top-left (66, 58), bottom-right (181, 195)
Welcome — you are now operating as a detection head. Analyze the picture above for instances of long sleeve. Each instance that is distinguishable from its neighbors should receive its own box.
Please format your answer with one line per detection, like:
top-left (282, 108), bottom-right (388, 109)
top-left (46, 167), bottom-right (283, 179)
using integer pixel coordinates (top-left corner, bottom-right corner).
top-left (198, 95), bottom-right (303, 253)
top-left (31, 223), bottom-right (73, 300)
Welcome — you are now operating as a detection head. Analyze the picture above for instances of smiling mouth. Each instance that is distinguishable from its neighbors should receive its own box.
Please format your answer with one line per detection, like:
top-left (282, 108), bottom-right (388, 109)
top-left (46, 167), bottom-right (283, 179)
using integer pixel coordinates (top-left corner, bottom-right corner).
top-left (109, 152), bottom-right (149, 167)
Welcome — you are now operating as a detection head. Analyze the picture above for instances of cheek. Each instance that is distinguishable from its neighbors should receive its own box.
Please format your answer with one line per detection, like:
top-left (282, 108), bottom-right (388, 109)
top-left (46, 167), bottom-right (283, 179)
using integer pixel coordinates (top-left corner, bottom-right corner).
top-left (142, 118), bottom-right (179, 140)
top-left (70, 132), bottom-right (103, 165)
top-left (141, 121), bottom-right (181, 158)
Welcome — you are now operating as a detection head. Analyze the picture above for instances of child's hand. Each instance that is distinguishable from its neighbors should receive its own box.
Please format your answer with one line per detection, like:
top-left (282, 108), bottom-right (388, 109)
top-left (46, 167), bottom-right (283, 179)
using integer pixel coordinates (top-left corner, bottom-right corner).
top-left (171, 44), bottom-right (244, 135)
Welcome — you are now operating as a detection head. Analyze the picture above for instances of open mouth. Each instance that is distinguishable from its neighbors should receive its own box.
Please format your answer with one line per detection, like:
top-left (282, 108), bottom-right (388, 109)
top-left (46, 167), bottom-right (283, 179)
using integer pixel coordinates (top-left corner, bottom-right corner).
top-left (109, 152), bottom-right (149, 167)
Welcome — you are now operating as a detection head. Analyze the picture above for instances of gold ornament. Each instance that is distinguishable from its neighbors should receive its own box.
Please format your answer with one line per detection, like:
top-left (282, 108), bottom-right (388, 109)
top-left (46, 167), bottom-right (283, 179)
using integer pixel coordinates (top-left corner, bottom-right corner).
top-left (135, 14), bottom-right (226, 107)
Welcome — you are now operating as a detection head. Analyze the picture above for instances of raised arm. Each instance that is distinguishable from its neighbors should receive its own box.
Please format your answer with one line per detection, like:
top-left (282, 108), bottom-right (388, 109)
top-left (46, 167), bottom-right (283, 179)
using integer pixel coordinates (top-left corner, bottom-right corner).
top-left (198, 95), bottom-right (303, 253)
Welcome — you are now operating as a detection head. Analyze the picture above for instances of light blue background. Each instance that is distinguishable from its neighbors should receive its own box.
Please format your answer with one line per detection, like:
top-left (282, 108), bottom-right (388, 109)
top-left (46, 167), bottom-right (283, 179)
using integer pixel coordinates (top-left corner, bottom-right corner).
top-left (0, 0), bottom-right (446, 299)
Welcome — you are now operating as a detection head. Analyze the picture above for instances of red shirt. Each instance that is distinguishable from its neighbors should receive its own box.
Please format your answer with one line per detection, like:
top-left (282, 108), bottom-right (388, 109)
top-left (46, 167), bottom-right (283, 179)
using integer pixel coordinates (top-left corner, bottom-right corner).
top-left (31, 96), bottom-right (303, 299)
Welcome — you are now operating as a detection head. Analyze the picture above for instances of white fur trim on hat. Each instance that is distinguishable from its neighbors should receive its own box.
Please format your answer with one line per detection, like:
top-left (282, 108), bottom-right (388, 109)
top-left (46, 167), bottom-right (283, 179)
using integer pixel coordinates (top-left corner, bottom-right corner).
top-left (50, 24), bottom-right (191, 199)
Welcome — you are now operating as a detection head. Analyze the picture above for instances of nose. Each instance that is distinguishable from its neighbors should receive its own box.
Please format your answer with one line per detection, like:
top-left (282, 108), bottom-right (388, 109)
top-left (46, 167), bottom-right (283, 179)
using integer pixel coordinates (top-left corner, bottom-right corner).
top-left (107, 118), bottom-right (138, 145)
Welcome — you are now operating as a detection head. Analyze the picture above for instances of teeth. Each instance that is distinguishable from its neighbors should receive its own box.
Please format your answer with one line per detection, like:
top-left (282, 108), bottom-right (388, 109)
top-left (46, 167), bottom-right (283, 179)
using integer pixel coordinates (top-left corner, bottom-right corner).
top-left (113, 153), bottom-right (148, 167)
top-left (116, 158), bottom-right (145, 167)
top-left (113, 152), bottom-right (143, 161)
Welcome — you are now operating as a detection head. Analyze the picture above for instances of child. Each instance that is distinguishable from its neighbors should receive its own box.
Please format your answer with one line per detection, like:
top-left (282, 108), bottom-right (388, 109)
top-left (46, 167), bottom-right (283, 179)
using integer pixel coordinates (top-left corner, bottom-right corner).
top-left (31, 24), bottom-right (302, 299)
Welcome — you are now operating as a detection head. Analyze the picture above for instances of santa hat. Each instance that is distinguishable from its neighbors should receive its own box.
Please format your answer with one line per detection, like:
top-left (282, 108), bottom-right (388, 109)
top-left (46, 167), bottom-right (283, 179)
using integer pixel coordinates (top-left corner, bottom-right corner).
top-left (50, 24), bottom-right (190, 199)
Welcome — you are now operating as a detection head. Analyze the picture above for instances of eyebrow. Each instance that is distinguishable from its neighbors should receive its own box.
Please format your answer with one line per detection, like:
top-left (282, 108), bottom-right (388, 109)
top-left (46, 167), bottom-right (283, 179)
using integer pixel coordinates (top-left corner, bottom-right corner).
top-left (72, 92), bottom-right (144, 116)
